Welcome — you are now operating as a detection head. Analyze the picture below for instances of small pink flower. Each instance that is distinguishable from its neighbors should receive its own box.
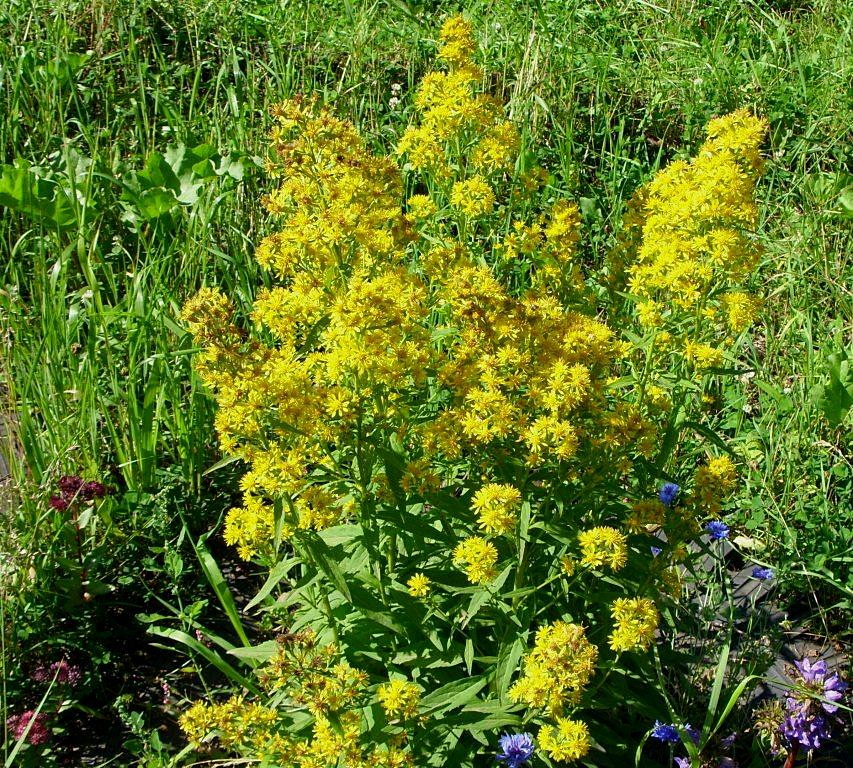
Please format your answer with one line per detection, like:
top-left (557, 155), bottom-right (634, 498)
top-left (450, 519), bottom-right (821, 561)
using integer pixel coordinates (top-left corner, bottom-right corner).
top-left (32, 659), bottom-right (81, 686)
top-left (6, 711), bottom-right (50, 745)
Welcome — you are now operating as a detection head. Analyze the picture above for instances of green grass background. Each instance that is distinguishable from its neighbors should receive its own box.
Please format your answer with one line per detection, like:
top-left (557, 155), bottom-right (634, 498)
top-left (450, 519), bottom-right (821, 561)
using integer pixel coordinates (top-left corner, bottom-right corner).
top-left (0, 0), bottom-right (851, 762)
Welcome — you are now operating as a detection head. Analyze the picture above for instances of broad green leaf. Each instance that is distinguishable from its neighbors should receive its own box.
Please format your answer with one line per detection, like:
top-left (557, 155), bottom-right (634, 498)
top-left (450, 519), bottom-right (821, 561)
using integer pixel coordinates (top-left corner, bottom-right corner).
top-left (419, 677), bottom-right (488, 717)
top-left (246, 556), bottom-right (300, 610)
top-left (0, 164), bottom-right (76, 229)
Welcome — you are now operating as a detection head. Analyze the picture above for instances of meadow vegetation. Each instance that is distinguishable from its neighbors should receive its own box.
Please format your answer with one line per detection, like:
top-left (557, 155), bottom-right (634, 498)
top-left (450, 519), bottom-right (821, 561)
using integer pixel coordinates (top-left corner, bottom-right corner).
top-left (0, 1), bottom-right (850, 766)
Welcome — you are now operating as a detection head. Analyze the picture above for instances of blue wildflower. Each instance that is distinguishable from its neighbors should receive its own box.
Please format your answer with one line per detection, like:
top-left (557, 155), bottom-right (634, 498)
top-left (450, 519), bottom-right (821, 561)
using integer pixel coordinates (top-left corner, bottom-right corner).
top-left (751, 566), bottom-right (773, 580)
top-left (705, 520), bottom-right (730, 541)
top-left (650, 545), bottom-right (663, 557)
top-left (651, 721), bottom-right (681, 744)
top-left (659, 482), bottom-right (680, 508)
top-left (496, 732), bottom-right (535, 767)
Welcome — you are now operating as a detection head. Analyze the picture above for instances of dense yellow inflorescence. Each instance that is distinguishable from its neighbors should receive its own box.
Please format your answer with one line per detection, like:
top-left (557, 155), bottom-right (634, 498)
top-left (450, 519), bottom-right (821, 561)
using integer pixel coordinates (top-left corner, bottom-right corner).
top-left (180, 631), bottom-right (415, 767)
top-left (509, 621), bottom-right (598, 716)
top-left (472, 483), bottom-right (521, 535)
top-left (609, 109), bottom-right (768, 379)
top-left (578, 526), bottom-right (629, 571)
top-left (538, 717), bottom-right (591, 763)
top-left (608, 597), bottom-right (660, 652)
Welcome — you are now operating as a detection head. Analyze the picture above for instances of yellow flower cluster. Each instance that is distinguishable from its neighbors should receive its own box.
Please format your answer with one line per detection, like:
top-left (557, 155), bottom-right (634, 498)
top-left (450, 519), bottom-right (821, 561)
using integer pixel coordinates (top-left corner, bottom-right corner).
top-left (378, 679), bottom-right (421, 720)
top-left (179, 15), bottom-right (772, 765)
top-left (180, 632), bottom-right (417, 767)
top-left (692, 455), bottom-right (737, 515)
top-left (179, 696), bottom-right (278, 751)
top-left (223, 493), bottom-right (276, 560)
top-left (426, 266), bottom-right (644, 470)
top-left (509, 621), bottom-right (598, 716)
top-left (453, 536), bottom-right (499, 584)
top-left (538, 717), bottom-right (591, 763)
top-left (608, 597), bottom-right (660, 652)
top-left (626, 110), bottom-right (768, 309)
top-left (472, 483), bottom-right (521, 535)
top-left (396, 16), bottom-right (519, 180)
top-left (607, 110), bottom-right (767, 387)
top-left (577, 526), bottom-right (628, 571)
top-left (722, 291), bottom-right (761, 333)
top-left (184, 15), bottom-right (662, 569)
top-left (450, 175), bottom-right (495, 217)
top-left (259, 631), bottom-right (367, 716)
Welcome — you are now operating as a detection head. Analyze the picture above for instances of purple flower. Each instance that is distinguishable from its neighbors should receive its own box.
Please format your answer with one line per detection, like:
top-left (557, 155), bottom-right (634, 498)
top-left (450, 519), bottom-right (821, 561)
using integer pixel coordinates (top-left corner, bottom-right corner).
top-left (751, 566), bottom-right (773, 580)
top-left (685, 724), bottom-right (701, 745)
top-left (32, 659), bottom-right (81, 686)
top-left (496, 732), bottom-right (535, 768)
top-left (794, 658), bottom-right (847, 713)
top-left (48, 496), bottom-right (69, 511)
top-left (651, 546), bottom-right (663, 557)
top-left (651, 721), bottom-right (681, 743)
top-left (674, 758), bottom-right (690, 768)
top-left (781, 710), bottom-right (832, 751)
top-left (779, 657), bottom-right (848, 752)
top-left (659, 482), bottom-right (680, 507)
top-left (705, 520), bottom-right (730, 541)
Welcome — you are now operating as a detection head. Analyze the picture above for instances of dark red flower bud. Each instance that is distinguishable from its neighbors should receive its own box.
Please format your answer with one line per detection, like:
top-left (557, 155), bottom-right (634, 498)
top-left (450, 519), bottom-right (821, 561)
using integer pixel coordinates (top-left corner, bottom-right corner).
top-left (58, 475), bottom-right (83, 499)
top-left (81, 481), bottom-right (106, 500)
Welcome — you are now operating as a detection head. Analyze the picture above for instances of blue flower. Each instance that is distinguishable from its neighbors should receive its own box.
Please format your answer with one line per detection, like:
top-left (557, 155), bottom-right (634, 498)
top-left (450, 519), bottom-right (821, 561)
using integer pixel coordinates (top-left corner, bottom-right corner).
top-left (651, 721), bottom-right (681, 744)
top-left (650, 545), bottom-right (663, 557)
top-left (658, 482), bottom-right (680, 508)
top-left (751, 566), bottom-right (773, 580)
top-left (496, 732), bottom-right (535, 767)
top-left (705, 520), bottom-right (730, 541)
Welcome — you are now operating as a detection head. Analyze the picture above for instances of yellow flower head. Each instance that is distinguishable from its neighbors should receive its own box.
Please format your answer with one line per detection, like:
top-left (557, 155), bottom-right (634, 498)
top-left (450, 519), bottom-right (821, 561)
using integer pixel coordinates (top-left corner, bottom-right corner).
top-left (608, 597), bottom-right (659, 652)
top-left (538, 717), bottom-right (590, 763)
top-left (472, 483), bottom-right (521, 535)
top-left (377, 679), bottom-right (420, 720)
top-left (722, 291), bottom-right (760, 333)
top-left (453, 536), bottom-right (498, 584)
top-left (407, 572), bottom-right (431, 598)
top-left (438, 15), bottom-right (476, 68)
top-left (450, 176), bottom-right (495, 218)
top-left (693, 455), bottom-right (737, 514)
top-left (509, 621), bottom-right (598, 716)
top-left (577, 526), bottom-right (628, 571)
top-left (406, 194), bottom-right (438, 220)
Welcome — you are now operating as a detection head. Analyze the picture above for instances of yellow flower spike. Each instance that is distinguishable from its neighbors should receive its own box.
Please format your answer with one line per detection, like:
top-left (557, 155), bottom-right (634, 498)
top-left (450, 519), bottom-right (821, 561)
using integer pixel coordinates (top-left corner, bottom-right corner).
top-left (437, 15), bottom-right (477, 69)
top-left (452, 536), bottom-right (499, 584)
top-left (406, 194), bottom-right (438, 220)
top-left (450, 176), bottom-right (495, 218)
top-left (510, 621), bottom-right (598, 716)
top-left (538, 717), bottom-right (590, 763)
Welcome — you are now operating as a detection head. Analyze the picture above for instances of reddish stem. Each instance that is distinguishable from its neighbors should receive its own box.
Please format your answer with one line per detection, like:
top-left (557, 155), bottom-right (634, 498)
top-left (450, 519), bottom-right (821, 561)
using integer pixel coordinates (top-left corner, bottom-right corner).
top-left (783, 743), bottom-right (799, 768)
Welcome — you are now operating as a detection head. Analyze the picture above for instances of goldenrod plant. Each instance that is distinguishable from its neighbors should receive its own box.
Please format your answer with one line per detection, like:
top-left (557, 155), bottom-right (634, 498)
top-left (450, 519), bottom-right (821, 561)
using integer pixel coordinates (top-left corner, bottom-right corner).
top-left (179, 16), bottom-right (769, 767)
